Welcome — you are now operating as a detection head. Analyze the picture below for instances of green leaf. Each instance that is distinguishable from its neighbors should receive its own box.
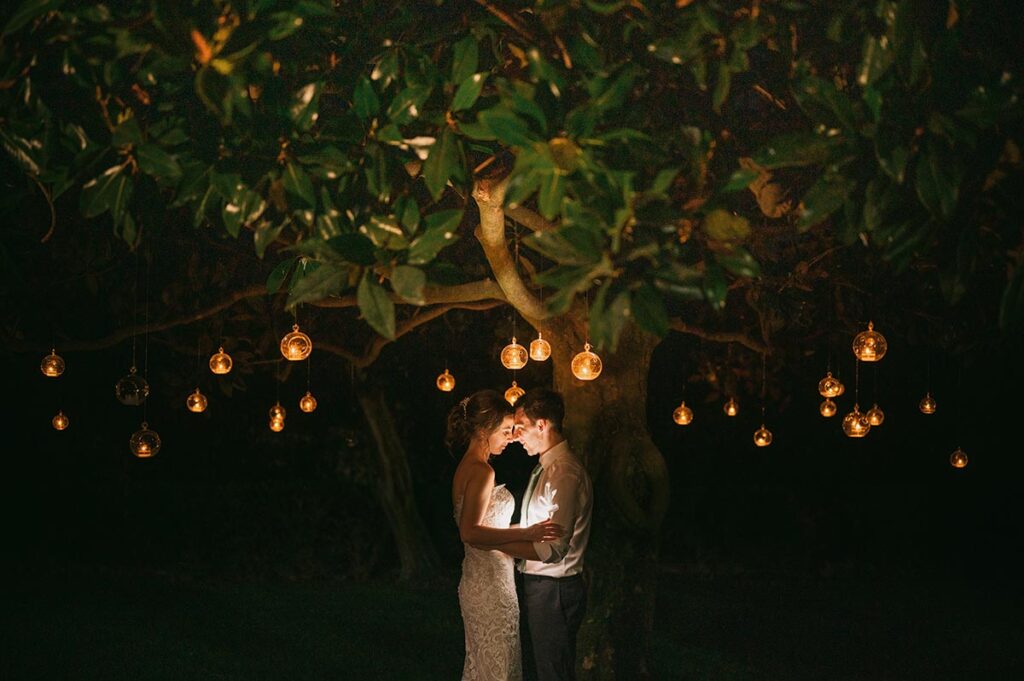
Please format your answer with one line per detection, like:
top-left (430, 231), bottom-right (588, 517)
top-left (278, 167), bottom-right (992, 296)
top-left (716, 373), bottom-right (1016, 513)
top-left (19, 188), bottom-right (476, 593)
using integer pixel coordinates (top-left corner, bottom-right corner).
top-left (3, 0), bottom-right (63, 36)
top-left (136, 143), bottom-right (182, 182)
top-left (631, 283), bottom-right (668, 337)
top-left (478, 108), bottom-right (537, 147)
top-left (451, 36), bottom-right (479, 85)
top-left (290, 81), bottom-right (322, 131)
top-left (283, 162), bottom-right (315, 208)
top-left (254, 220), bottom-right (285, 259)
top-left (874, 122), bottom-right (911, 184)
top-left (452, 72), bottom-right (486, 112)
top-left (703, 263), bottom-right (728, 311)
top-left (524, 225), bottom-right (603, 266)
top-left (537, 169), bottom-right (565, 220)
top-left (111, 116), bottom-right (142, 147)
top-left (407, 209), bottom-right (463, 265)
top-left (328, 233), bottom-right (377, 265)
top-left (423, 128), bottom-right (459, 200)
top-left (703, 209), bottom-right (750, 243)
top-left (857, 33), bottom-right (894, 88)
top-left (537, 260), bottom-right (611, 315)
top-left (222, 186), bottom-right (266, 238)
top-left (353, 76), bottom-right (380, 121)
top-left (287, 262), bottom-right (347, 309)
top-left (386, 85), bottom-right (432, 124)
top-left (80, 165), bottom-right (132, 223)
top-left (716, 247), bottom-right (762, 278)
top-left (391, 265), bottom-right (426, 305)
top-left (721, 167), bottom-right (759, 193)
top-left (712, 62), bottom-right (731, 114)
top-left (797, 171), bottom-right (856, 231)
top-left (914, 142), bottom-right (962, 222)
top-left (267, 257), bottom-right (297, 294)
top-left (753, 132), bottom-right (839, 169)
top-left (358, 273), bottom-right (396, 339)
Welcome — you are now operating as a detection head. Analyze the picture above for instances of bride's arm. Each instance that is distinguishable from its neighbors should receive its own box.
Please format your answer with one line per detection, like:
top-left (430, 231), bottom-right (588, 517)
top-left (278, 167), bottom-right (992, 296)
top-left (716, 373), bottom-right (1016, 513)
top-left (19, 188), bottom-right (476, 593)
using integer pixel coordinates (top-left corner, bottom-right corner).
top-left (459, 465), bottom-right (562, 547)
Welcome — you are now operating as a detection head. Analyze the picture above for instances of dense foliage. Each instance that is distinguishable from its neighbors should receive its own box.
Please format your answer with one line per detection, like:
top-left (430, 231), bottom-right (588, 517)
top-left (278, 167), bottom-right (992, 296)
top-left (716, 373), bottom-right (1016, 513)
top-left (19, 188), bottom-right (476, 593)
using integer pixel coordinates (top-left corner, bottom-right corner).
top-left (2, 0), bottom-right (1021, 357)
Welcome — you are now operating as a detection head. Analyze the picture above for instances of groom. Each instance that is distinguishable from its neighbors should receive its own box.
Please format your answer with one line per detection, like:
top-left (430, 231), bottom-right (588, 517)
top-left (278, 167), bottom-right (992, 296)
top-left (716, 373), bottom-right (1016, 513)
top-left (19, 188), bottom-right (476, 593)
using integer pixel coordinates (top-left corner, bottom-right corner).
top-left (513, 388), bottom-right (593, 681)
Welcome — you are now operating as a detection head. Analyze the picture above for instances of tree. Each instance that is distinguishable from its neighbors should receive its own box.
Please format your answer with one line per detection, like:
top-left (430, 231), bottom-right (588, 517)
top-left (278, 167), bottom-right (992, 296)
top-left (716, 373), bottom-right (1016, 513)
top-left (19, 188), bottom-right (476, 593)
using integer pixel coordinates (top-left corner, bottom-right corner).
top-left (2, 1), bottom-right (1020, 676)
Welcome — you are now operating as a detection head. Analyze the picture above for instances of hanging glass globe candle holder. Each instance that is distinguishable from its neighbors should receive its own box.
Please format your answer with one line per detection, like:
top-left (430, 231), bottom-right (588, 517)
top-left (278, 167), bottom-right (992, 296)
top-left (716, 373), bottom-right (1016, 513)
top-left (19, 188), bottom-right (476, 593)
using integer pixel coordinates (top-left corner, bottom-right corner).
top-left (842, 404), bottom-right (871, 438)
top-left (504, 381), bottom-right (525, 406)
top-left (40, 349), bottom-right (65, 377)
top-left (950, 447), bottom-right (968, 469)
top-left (209, 347), bottom-right (232, 374)
top-left (571, 343), bottom-right (602, 381)
top-left (186, 388), bottom-right (208, 413)
top-left (529, 333), bottom-right (551, 362)
top-left (299, 391), bottom-right (318, 413)
top-left (115, 366), bottom-right (150, 406)
top-left (52, 411), bottom-right (69, 431)
top-left (500, 337), bottom-right (528, 370)
top-left (436, 369), bottom-right (456, 392)
top-left (130, 422), bottom-right (161, 458)
top-left (672, 401), bottom-right (694, 425)
top-left (269, 402), bottom-right (286, 422)
top-left (852, 321), bottom-right (888, 362)
top-left (866, 403), bottom-right (885, 426)
top-left (280, 324), bottom-right (313, 361)
top-left (919, 392), bottom-right (937, 414)
top-left (269, 418), bottom-right (285, 432)
top-left (723, 397), bottom-right (739, 417)
top-left (820, 398), bottom-right (837, 418)
top-left (753, 425), bottom-right (773, 447)
top-left (817, 372), bottom-right (843, 398)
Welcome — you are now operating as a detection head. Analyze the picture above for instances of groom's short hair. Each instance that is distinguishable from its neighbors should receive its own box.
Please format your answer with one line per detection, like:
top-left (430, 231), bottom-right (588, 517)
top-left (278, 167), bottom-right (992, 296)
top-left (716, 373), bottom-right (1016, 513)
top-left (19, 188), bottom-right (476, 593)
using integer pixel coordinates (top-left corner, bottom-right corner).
top-left (517, 388), bottom-right (564, 433)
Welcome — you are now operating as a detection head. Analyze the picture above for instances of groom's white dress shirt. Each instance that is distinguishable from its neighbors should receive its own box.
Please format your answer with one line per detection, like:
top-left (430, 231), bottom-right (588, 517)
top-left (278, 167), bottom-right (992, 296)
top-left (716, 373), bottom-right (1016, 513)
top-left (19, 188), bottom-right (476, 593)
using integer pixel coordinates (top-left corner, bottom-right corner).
top-left (519, 440), bottom-right (593, 577)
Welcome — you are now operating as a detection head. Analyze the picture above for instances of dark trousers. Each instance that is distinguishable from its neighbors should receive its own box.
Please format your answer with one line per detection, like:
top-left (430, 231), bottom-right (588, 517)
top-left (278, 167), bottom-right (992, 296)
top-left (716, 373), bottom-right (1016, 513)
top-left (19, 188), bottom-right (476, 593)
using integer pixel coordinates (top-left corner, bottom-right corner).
top-left (522, 573), bottom-right (587, 681)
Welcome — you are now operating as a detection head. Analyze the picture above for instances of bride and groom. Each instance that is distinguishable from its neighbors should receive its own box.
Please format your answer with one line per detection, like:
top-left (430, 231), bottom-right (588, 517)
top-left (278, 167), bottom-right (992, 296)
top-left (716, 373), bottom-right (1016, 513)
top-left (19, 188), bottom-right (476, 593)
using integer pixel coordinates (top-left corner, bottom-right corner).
top-left (449, 387), bottom-right (593, 681)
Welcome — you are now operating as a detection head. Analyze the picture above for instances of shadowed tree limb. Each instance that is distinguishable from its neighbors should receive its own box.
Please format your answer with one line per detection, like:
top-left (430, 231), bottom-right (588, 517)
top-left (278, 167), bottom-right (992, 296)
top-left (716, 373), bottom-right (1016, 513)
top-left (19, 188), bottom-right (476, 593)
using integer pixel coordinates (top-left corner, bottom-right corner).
top-left (312, 278), bottom-right (506, 308)
top-left (670, 319), bottom-right (768, 355)
top-left (506, 204), bottom-right (558, 233)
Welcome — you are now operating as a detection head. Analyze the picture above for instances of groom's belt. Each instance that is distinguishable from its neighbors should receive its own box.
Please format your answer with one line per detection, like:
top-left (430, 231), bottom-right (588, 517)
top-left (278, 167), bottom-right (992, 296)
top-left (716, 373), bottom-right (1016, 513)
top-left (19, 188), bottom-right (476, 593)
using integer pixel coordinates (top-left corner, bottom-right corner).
top-left (522, 572), bottom-right (583, 582)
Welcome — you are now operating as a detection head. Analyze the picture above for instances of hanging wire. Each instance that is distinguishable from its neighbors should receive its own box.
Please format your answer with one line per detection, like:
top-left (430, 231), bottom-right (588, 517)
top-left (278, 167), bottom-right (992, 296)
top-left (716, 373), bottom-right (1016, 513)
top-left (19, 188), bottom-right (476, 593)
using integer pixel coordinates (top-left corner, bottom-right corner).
top-left (854, 357), bottom-right (860, 405)
top-left (131, 249), bottom-right (140, 369)
top-left (143, 253), bottom-right (151, 378)
top-left (306, 354), bottom-right (312, 392)
top-left (761, 351), bottom-right (767, 420)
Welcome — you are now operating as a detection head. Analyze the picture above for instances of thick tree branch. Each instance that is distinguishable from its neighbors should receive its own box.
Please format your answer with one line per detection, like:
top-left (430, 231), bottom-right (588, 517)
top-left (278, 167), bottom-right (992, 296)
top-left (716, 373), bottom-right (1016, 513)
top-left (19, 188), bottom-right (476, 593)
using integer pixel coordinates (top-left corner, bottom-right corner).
top-left (669, 319), bottom-right (768, 355)
top-left (312, 279), bottom-right (506, 308)
top-left (505, 204), bottom-right (558, 233)
top-left (472, 176), bottom-right (549, 321)
top-left (7, 284), bottom-right (268, 353)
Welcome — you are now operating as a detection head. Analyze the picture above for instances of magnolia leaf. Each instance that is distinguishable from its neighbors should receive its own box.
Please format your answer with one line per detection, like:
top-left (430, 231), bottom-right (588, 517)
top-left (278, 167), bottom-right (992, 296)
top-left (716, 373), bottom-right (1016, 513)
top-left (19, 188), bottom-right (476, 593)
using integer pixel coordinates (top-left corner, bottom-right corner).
top-left (391, 265), bottom-right (426, 305)
top-left (358, 273), bottom-right (396, 339)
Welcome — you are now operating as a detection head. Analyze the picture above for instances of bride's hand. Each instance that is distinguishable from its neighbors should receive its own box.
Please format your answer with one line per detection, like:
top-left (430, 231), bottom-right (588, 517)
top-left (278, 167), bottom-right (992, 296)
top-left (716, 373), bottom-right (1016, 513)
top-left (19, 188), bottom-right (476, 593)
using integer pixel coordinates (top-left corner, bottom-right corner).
top-left (523, 519), bottom-right (565, 543)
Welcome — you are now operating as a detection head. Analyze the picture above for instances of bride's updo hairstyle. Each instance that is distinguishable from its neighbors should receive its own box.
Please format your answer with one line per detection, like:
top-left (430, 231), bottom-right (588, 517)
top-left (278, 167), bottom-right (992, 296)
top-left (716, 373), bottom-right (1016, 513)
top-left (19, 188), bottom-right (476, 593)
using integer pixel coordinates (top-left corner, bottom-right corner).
top-left (445, 389), bottom-right (513, 451)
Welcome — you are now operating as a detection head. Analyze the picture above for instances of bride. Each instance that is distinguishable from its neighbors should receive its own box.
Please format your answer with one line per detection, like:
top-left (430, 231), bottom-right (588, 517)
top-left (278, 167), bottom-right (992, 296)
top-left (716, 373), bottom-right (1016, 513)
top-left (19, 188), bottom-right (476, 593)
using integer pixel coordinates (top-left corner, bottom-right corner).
top-left (449, 390), bottom-right (564, 681)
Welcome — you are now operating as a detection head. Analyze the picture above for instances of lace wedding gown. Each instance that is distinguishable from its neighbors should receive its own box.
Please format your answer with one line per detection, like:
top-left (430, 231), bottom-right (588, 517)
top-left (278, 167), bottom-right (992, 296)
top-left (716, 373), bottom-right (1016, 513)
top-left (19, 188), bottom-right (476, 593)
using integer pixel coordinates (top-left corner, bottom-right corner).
top-left (454, 483), bottom-right (523, 681)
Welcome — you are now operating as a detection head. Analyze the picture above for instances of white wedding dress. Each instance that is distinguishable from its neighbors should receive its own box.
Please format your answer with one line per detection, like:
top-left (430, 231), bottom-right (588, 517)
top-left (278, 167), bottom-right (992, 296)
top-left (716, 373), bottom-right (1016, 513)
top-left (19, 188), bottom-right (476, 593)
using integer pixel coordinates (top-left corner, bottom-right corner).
top-left (454, 483), bottom-right (523, 681)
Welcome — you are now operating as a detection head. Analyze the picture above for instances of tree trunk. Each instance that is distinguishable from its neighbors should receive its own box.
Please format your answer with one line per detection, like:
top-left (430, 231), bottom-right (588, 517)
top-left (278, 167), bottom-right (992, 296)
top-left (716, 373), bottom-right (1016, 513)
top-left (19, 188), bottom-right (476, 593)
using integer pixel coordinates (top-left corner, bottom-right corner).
top-left (541, 315), bottom-right (669, 679)
top-left (357, 380), bottom-right (441, 581)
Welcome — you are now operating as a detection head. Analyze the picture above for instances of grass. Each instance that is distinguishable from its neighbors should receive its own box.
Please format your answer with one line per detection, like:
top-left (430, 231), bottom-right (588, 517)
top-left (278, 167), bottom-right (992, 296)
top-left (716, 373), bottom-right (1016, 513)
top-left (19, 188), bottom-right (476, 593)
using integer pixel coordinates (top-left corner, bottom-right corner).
top-left (2, 566), bottom-right (1022, 680)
